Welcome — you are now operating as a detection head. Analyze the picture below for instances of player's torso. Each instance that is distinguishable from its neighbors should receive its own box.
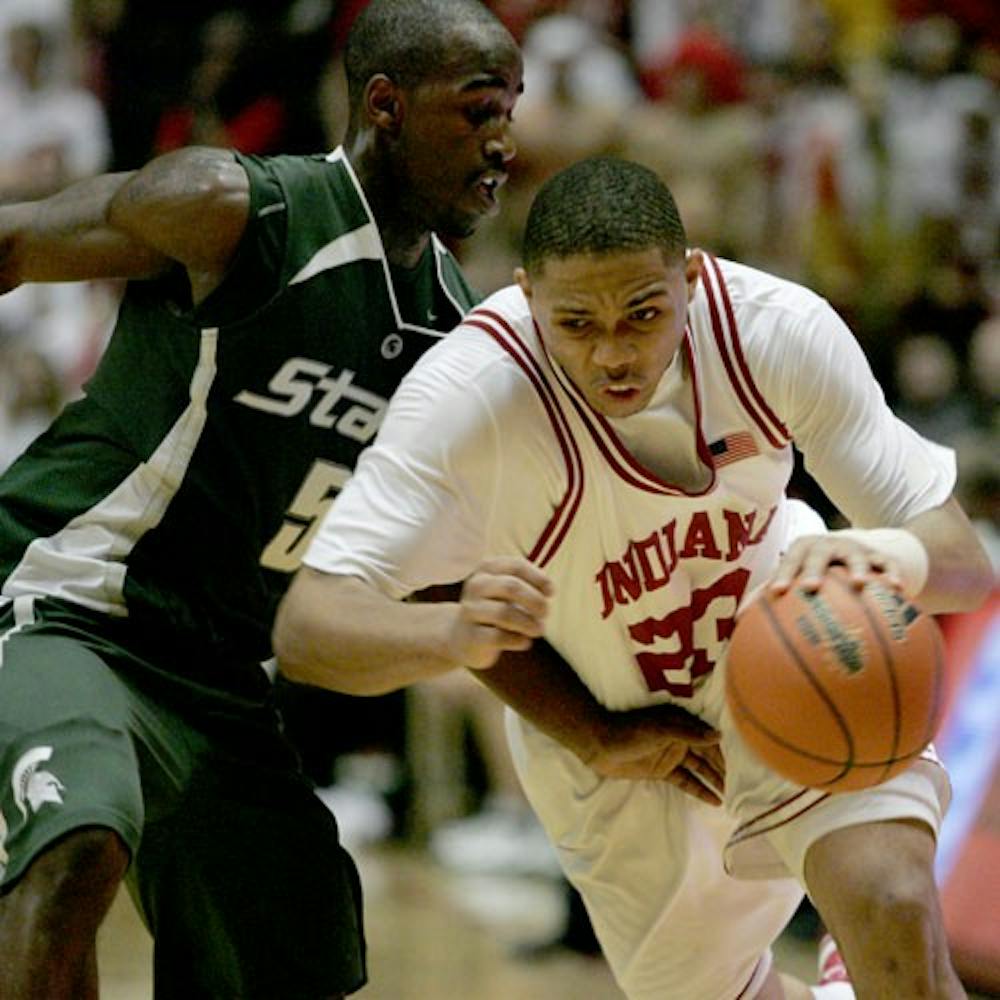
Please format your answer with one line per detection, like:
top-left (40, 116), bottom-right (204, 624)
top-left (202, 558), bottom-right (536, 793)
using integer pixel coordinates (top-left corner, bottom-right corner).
top-left (541, 436), bottom-right (791, 717)
top-left (474, 261), bottom-right (796, 715)
top-left (0, 150), bottom-right (477, 667)
top-left (212, 155), bottom-right (473, 585)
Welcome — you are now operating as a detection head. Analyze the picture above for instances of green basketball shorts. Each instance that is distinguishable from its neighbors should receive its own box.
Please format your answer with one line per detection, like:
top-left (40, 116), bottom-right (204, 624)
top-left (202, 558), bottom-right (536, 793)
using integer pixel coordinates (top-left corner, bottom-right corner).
top-left (0, 595), bottom-right (366, 998)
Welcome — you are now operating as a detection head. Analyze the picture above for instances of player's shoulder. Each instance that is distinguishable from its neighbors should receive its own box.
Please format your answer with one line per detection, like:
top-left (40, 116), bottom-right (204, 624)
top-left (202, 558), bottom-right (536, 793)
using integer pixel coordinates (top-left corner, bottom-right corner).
top-left (689, 254), bottom-right (850, 381)
top-left (395, 285), bottom-right (545, 426)
top-left (237, 149), bottom-right (340, 183)
top-left (701, 255), bottom-right (845, 369)
top-left (462, 284), bottom-right (534, 343)
top-left (235, 148), bottom-right (359, 214)
top-left (710, 256), bottom-right (829, 322)
top-left (466, 283), bottom-right (533, 324)
top-left (415, 285), bottom-right (534, 384)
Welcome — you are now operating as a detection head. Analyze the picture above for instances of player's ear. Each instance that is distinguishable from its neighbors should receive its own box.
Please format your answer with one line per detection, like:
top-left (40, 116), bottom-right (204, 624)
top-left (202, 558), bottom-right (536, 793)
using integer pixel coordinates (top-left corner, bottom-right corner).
top-left (684, 248), bottom-right (703, 302)
top-left (365, 75), bottom-right (404, 134)
top-left (515, 266), bottom-right (533, 302)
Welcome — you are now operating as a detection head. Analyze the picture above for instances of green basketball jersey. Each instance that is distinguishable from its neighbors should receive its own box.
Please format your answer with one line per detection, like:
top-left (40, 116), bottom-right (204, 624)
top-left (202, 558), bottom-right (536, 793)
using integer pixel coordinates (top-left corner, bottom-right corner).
top-left (0, 148), bottom-right (479, 695)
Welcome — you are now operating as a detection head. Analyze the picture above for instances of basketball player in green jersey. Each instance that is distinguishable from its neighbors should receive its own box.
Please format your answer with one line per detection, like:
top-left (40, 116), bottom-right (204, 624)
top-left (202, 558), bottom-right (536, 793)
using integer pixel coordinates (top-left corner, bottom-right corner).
top-left (0, 1), bottom-right (523, 996)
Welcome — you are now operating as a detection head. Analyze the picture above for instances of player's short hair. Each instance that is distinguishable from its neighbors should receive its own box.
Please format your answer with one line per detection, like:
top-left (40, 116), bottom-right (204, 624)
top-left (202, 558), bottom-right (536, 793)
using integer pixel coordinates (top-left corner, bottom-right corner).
top-left (522, 157), bottom-right (688, 275)
top-left (345, 0), bottom-right (504, 105)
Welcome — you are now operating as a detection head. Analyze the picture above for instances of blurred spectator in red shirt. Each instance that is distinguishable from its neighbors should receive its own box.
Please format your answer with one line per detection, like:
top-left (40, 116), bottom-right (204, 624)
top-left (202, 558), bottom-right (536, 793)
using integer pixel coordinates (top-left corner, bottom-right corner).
top-left (153, 9), bottom-right (287, 156)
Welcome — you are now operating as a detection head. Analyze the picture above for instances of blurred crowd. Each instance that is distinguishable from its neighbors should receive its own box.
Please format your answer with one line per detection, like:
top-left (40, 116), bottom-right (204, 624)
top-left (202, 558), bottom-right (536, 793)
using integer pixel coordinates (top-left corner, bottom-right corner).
top-left (461, 0), bottom-right (999, 566)
top-left (0, 0), bottom-right (996, 549)
top-left (0, 0), bottom-right (996, 941)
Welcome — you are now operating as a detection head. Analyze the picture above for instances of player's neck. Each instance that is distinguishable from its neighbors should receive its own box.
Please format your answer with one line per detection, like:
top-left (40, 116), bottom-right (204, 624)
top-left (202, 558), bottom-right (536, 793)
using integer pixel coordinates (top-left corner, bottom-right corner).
top-left (378, 221), bottom-right (431, 270)
top-left (347, 141), bottom-right (431, 269)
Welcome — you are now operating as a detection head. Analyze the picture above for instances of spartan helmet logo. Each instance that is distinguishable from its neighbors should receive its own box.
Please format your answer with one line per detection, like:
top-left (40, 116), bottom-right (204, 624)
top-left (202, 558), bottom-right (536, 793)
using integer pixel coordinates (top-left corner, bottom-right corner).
top-left (12, 746), bottom-right (66, 820)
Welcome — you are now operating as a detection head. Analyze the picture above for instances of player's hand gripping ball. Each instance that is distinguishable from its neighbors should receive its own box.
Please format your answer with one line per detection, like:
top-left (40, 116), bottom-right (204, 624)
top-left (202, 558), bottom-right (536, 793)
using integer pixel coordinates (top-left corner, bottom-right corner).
top-left (724, 566), bottom-right (944, 792)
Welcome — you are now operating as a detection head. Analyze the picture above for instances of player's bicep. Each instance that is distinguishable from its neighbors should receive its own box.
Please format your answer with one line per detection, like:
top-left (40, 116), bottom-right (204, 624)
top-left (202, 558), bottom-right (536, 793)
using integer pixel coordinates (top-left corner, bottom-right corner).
top-left (763, 303), bottom-right (953, 526)
top-left (305, 377), bottom-right (498, 596)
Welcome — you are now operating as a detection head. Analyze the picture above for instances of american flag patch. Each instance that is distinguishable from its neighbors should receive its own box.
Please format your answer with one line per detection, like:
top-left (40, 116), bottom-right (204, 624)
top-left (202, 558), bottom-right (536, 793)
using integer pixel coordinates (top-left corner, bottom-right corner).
top-left (709, 431), bottom-right (759, 468)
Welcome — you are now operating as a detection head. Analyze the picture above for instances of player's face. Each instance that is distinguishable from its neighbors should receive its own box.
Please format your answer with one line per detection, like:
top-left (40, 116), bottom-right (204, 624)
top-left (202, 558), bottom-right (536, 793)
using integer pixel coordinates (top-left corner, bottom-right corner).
top-left (394, 24), bottom-right (522, 239)
top-left (518, 249), bottom-right (703, 418)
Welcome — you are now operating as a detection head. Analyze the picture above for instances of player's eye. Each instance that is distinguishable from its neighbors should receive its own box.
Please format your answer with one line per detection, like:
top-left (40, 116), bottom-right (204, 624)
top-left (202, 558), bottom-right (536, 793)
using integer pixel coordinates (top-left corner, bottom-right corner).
top-left (630, 306), bottom-right (659, 322)
top-left (465, 103), bottom-right (500, 127)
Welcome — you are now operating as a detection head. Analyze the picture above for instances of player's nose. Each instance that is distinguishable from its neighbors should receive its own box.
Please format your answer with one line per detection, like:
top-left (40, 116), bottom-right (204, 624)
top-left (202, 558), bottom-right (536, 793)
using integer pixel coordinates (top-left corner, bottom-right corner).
top-left (592, 333), bottom-right (635, 371)
top-left (485, 124), bottom-right (516, 165)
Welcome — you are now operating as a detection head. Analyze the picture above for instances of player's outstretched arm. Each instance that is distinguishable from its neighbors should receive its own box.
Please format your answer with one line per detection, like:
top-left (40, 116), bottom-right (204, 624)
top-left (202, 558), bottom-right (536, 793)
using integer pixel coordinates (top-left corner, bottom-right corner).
top-left (771, 496), bottom-right (992, 614)
top-left (273, 557), bottom-right (552, 696)
top-left (0, 146), bottom-right (250, 305)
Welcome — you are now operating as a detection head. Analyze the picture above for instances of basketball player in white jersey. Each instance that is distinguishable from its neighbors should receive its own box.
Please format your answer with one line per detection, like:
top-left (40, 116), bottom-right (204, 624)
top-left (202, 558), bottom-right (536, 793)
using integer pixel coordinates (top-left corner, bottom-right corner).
top-left (274, 157), bottom-right (993, 999)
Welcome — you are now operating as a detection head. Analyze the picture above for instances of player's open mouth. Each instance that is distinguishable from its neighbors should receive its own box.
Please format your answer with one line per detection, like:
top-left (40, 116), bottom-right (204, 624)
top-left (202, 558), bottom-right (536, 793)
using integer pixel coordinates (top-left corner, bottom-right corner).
top-left (601, 385), bottom-right (641, 401)
top-left (475, 173), bottom-right (506, 206)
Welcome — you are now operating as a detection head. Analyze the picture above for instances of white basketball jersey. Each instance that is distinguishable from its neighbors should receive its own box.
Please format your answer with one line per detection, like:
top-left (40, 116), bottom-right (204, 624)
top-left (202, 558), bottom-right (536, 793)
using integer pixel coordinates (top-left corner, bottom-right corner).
top-left (462, 255), bottom-right (793, 716)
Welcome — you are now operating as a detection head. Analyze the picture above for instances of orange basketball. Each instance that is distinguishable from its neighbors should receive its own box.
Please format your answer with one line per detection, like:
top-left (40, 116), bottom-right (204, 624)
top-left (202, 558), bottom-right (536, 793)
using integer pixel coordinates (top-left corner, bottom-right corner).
top-left (724, 566), bottom-right (944, 792)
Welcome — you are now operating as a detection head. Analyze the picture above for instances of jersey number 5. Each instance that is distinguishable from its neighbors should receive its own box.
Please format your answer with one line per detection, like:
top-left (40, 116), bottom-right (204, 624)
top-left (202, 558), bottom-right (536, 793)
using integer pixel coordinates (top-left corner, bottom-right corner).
top-left (260, 460), bottom-right (351, 572)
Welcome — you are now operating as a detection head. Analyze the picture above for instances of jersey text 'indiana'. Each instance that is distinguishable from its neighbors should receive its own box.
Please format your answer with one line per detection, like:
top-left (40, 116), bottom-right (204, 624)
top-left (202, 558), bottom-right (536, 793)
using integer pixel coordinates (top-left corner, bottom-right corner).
top-left (235, 357), bottom-right (388, 441)
top-left (596, 505), bottom-right (777, 619)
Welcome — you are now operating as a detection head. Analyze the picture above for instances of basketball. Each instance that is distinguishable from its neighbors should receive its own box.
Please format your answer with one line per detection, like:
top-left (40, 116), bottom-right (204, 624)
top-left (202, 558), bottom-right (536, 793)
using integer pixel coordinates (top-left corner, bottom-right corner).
top-left (724, 567), bottom-right (944, 792)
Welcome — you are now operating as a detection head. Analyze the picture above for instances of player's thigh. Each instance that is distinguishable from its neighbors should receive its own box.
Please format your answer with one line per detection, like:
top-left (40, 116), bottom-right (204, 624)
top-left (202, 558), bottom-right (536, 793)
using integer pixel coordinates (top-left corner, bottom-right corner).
top-left (507, 714), bottom-right (802, 1000)
top-left (586, 799), bottom-right (801, 1000)
top-left (132, 752), bottom-right (367, 999)
top-left (0, 623), bottom-right (145, 890)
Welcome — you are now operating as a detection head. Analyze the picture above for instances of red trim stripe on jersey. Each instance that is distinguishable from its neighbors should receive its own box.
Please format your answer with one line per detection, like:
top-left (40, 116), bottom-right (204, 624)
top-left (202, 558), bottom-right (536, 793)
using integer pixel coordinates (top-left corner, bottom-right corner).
top-left (701, 255), bottom-right (790, 449)
top-left (464, 308), bottom-right (584, 568)
top-left (544, 341), bottom-right (668, 494)
top-left (682, 335), bottom-right (721, 476)
top-left (727, 787), bottom-right (831, 851)
top-left (730, 747), bottom-right (946, 854)
top-left (543, 330), bottom-right (718, 497)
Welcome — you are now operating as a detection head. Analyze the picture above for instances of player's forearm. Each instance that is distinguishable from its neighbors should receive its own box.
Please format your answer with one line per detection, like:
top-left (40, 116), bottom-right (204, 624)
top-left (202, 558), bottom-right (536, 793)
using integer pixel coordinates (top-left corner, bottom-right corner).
top-left (474, 641), bottom-right (613, 765)
top-left (0, 172), bottom-right (168, 291)
top-left (273, 568), bottom-right (464, 695)
top-left (902, 497), bottom-right (993, 613)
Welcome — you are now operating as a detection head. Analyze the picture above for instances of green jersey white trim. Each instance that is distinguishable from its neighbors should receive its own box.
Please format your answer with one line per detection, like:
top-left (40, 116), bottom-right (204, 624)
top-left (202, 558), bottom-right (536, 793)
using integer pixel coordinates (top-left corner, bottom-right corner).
top-left (1, 330), bottom-right (219, 615)
top-left (290, 222), bottom-right (384, 286)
